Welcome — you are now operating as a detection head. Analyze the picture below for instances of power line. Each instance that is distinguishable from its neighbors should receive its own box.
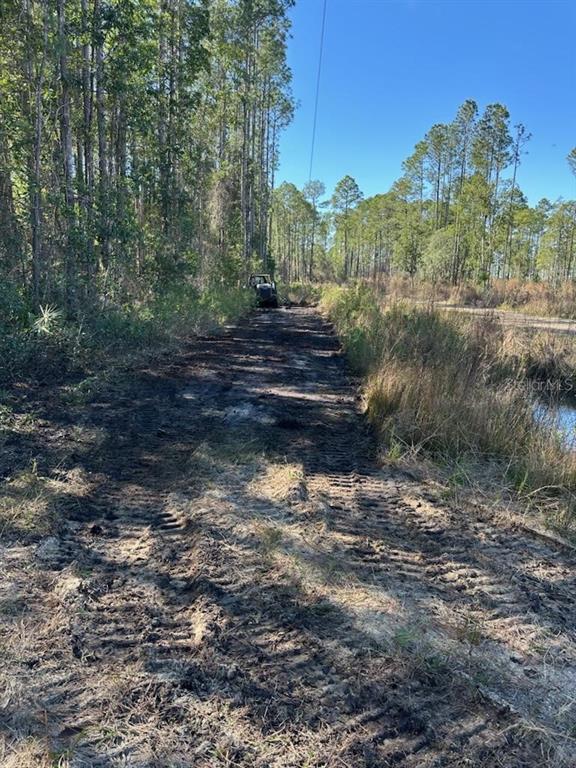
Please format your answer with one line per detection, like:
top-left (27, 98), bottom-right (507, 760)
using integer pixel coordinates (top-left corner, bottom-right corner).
top-left (308, 0), bottom-right (327, 183)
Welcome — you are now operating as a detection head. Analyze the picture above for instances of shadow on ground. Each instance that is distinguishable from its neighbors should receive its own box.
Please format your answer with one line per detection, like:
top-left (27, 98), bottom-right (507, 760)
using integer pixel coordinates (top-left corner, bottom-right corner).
top-left (1, 308), bottom-right (575, 767)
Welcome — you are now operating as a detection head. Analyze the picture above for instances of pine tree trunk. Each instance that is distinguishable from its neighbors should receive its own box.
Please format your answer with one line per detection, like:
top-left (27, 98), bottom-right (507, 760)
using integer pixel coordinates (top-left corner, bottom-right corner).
top-left (81, 0), bottom-right (95, 299)
top-left (95, 0), bottom-right (109, 270)
top-left (58, 0), bottom-right (77, 314)
top-left (23, 0), bottom-right (47, 309)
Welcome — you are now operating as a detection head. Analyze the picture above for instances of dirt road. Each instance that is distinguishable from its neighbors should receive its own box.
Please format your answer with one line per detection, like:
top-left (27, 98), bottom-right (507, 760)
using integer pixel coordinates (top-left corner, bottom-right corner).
top-left (1, 308), bottom-right (576, 767)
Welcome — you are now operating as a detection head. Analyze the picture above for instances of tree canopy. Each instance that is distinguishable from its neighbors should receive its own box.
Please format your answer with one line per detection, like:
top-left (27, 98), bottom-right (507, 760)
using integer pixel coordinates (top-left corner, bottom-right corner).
top-left (271, 101), bottom-right (576, 286)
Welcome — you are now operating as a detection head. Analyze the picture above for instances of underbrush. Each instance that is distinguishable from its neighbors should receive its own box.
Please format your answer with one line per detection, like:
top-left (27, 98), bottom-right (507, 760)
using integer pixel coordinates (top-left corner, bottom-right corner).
top-left (282, 282), bottom-right (322, 306)
top-left (321, 284), bottom-right (576, 527)
top-left (478, 279), bottom-right (576, 317)
top-left (0, 283), bottom-right (253, 387)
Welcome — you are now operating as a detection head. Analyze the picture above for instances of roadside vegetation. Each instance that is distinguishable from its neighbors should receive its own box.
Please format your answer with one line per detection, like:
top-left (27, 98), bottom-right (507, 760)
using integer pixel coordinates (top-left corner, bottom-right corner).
top-left (0, 281), bottom-right (253, 388)
top-left (447, 278), bottom-right (576, 317)
top-left (321, 283), bottom-right (576, 529)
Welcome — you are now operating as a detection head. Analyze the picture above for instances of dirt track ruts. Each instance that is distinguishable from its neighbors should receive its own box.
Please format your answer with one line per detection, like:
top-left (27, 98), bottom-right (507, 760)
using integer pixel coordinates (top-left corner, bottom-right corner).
top-left (1, 307), bottom-right (576, 767)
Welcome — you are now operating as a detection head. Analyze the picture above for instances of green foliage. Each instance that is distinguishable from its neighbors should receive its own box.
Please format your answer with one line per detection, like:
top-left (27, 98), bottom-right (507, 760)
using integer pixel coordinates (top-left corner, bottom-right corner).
top-left (274, 100), bottom-right (574, 289)
top-left (422, 228), bottom-right (455, 279)
top-left (0, 0), bottom-right (292, 321)
top-left (321, 283), bottom-right (476, 376)
top-left (0, 282), bottom-right (29, 332)
top-left (320, 283), bottom-right (382, 371)
top-left (0, 284), bottom-right (253, 387)
top-left (0, 0), bottom-right (293, 388)
top-left (271, 182), bottom-right (326, 282)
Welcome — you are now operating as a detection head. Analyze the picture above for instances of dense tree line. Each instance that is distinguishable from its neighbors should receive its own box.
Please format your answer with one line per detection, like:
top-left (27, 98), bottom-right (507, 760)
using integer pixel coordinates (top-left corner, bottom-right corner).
top-left (269, 179), bottom-right (328, 282)
top-left (271, 101), bottom-right (576, 286)
top-left (0, 0), bottom-right (293, 316)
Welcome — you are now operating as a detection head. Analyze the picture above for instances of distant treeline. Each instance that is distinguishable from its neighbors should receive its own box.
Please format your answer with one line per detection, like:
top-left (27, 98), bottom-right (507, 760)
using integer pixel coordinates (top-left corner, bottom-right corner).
top-left (271, 101), bottom-right (576, 286)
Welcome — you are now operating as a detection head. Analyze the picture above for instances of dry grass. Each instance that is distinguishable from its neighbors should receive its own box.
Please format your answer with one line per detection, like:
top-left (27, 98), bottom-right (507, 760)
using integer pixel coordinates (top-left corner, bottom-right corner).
top-left (0, 738), bottom-right (59, 768)
top-left (375, 276), bottom-right (576, 318)
top-left (377, 274), bottom-right (452, 303)
top-left (321, 284), bottom-right (576, 527)
top-left (0, 464), bottom-right (56, 537)
top-left (482, 279), bottom-right (576, 317)
top-left (247, 461), bottom-right (306, 503)
top-left (512, 329), bottom-right (576, 395)
top-left (0, 464), bottom-right (94, 540)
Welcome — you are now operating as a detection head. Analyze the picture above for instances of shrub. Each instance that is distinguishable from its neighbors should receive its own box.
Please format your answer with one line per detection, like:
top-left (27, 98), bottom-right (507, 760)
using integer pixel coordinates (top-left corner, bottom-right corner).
top-left (282, 282), bottom-right (322, 306)
top-left (449, 283), bottom-right (484, 307)
top-left (0, 283), bottom-right (253, 387)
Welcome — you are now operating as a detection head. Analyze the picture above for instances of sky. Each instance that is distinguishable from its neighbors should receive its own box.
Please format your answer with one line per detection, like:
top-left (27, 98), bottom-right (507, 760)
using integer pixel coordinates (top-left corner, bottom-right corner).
top-left (277, 0), bottom-right (576, 205)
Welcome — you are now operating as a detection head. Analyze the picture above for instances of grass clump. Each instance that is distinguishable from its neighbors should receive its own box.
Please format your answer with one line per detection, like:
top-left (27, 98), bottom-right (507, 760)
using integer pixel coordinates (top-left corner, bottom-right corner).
top-left (0, 463), bottom-right (57, 537)
top-left (257, 524), bottom-right (284, 555)
top-left (321, 284), bottom-right (576, 524)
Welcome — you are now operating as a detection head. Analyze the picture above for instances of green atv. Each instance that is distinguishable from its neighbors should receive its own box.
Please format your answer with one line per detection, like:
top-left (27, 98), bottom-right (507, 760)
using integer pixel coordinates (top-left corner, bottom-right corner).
top-left (248, 274), bottom-right (279, 308)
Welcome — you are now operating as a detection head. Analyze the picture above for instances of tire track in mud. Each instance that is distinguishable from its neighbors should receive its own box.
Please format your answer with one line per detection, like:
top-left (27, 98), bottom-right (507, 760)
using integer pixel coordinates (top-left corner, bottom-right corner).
top-left (239, 310), bottom-right (576, 764)
top-left (3, 308), bottom-right (576, 767)
top-left (302, 421), bottom-right (576, 760)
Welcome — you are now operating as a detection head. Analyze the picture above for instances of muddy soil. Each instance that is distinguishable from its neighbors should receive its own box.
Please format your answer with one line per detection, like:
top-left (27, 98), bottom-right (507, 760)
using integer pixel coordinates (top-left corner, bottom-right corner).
top-left (1, 307), bottom-right (575, 767)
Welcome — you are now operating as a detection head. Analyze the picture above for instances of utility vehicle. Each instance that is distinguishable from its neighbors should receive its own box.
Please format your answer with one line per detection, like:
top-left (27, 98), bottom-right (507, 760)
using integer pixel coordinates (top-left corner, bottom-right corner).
top-left (248, 274), bottom-right (278, 308)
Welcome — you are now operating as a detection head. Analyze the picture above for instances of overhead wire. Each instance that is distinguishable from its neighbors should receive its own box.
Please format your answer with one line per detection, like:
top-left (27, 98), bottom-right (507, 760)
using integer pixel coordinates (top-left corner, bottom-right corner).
top-left (308, 0), bottom-right (327, 183)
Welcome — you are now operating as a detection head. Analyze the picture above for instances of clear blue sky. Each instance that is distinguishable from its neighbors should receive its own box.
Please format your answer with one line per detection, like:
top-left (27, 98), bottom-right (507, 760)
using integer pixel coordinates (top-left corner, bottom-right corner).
top-left (277, 0), bottom-right (576, 205)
